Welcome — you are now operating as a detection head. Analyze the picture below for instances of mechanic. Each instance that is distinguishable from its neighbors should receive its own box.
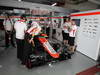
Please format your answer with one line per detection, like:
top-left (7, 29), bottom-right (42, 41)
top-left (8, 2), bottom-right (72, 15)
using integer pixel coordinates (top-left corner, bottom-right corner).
top-left (62, 17), bottom-right (71, 46)
top-left (14, 14), bottom-right (27, 64)
top-left (23, 20), bottom-right (42, 65)
top-left (68, 19), bottom-right (77, 53)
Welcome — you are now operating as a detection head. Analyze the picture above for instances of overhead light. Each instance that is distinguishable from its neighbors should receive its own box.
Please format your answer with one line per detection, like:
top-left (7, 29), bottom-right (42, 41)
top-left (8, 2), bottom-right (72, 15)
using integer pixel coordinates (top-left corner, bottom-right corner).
top-left (51, 3), bottom-right (57, 6)
top-left (18, 0), bottom-right (22, 1)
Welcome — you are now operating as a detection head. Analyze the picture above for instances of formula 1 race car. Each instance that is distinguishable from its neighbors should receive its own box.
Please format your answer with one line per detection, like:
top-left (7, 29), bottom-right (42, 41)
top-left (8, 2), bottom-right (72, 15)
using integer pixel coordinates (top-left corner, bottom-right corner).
top-left (24, 33), bottom-right (71, 69)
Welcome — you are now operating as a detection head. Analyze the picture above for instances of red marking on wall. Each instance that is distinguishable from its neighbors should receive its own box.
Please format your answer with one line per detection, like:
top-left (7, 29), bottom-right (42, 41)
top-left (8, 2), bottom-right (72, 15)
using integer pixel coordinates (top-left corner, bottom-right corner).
top-left (0, 16), bottom-right (64, 19)
top-left (71, 12), bottom-right (100, 17)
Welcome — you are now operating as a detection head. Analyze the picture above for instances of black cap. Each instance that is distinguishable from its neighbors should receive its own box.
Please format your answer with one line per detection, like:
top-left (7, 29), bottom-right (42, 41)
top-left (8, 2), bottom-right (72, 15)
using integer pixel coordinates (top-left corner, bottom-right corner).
top-left (20, 14), bottom-right (26, 19)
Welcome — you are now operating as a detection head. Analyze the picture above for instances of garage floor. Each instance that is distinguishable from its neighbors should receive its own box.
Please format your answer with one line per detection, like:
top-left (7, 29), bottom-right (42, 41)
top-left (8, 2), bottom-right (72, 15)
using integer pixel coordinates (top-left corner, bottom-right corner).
top-left (0, 30), bottom-right (97, 75)
top-left (0, 45), bottom-right (97, 75)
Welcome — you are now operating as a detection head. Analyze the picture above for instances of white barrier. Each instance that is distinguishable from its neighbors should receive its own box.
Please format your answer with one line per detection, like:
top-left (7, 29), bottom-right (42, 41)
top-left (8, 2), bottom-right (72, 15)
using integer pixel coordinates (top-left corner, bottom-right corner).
top-left (71, 10), bottom-right (100, 60)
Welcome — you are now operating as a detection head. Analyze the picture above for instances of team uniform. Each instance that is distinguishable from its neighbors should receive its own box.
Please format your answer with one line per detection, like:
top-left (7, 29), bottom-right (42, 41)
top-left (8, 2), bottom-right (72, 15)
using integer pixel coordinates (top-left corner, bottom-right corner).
top-left (62, 22), bottom-right (71, 41)
top-left (23, 21), bottom-right (41, 64)
top-left (68, 24), bottom-right (77, 46)
top-left (27, 21), bottom-right (41, 36)
top-left (46, 21), bottom-right (51, 37)
top-left (52, 22), bottom-right (58, 35)
top-left (3, 18), bottom-right (15, 48)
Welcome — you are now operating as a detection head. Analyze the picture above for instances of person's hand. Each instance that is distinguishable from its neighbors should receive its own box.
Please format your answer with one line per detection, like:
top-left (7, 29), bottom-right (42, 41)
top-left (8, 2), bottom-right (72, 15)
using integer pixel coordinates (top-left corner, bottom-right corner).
top-left (6, 30), bottom-right (8, 33)
top-left (6, 31), bottom-right (8, 33)
top-left (68, 26), bottom-right (72, 32)
top-left (64, 26), bottom-right (67, 29)
top-left (29, 39), bottom-right (35, 46)
top-left (29, 39), bottom-right (33, 43)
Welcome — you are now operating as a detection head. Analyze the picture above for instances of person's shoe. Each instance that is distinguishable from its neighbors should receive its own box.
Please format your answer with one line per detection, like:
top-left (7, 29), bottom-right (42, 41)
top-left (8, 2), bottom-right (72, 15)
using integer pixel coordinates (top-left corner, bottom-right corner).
top-left (21, 62), bottom-right (26, 65)
top-left (67, 50), bottom-right (74, 55)
top-left (12, 45), bottom-right (16, 48)
top-left (67, 53), bottom-right (71, 59)
top-left (97, 64), bottom-right (100, 68)
top-left (5, 46), bottom-right (9, 49)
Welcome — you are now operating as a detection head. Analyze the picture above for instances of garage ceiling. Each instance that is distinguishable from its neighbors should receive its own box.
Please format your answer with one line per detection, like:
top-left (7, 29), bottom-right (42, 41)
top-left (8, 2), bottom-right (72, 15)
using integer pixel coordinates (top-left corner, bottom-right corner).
top-left (23, 0), bottom-right (88, 5)
top-left (23, 0), bottom-right (65, 6)
top-left (89, 0), bottom-right (100, 5)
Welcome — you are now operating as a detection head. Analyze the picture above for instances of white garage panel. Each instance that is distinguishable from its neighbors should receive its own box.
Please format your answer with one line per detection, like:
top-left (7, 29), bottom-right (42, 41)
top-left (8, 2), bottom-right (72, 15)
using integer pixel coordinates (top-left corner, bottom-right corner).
top-left (71, 10), bottom-right (100, 60)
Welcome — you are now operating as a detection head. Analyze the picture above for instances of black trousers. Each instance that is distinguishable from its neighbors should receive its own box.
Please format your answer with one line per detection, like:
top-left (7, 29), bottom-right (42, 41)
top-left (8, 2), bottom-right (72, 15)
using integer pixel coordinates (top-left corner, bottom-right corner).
top-left (46, 27), bottom-right (50, 37)
top-left (98, 56), bottom-right (100, 64)
top-left (62, 31), bottom-right (69, 40)
top-left (5, 31), bottom-right (15, 47)
top-left (53, 29), bottom-right (56, 34)
top-left (23, 40), bottom-right (33, 63)
top-left (52, 29), bottom-right (56, 38)
top-left (68, 37), bottom-right (75, 46)
top-left (16, 38), bottom-right (25, 61)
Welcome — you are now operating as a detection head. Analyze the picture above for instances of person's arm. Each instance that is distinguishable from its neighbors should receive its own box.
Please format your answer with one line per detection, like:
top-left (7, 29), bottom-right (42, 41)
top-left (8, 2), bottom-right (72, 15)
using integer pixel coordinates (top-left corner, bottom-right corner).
top-left (11, 19), bottom-right (15, 31)
top-left (3, 20), bottom-right (6, 31)
top-left (28, 34), bottom-right (35, 46)
top-left (28, 23), bottom-right (41, 46)
top-left (33, 21), bottom-right (41, 35)
top-left (14, 21), bottom-right (17, 31)
top-left (14, 22), bottom-right (16, 30)
top-left (35, 26), bottom-right (41, 35)
top-left (63, 23), bottom-right (67, 29)
top-left (68, 25), bottom-right (72, 32)
top-left (24, 23), bottom-right (27, 33)
top-left (30, 39), bottom-right (35, 46)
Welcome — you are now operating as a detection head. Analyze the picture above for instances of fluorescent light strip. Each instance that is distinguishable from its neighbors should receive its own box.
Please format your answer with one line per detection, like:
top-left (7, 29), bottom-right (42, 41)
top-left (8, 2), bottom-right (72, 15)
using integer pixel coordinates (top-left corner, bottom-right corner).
top-left (51, 3), bottom-right (57, 6)
top-left (18, 0), bottom-right (22, 2)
